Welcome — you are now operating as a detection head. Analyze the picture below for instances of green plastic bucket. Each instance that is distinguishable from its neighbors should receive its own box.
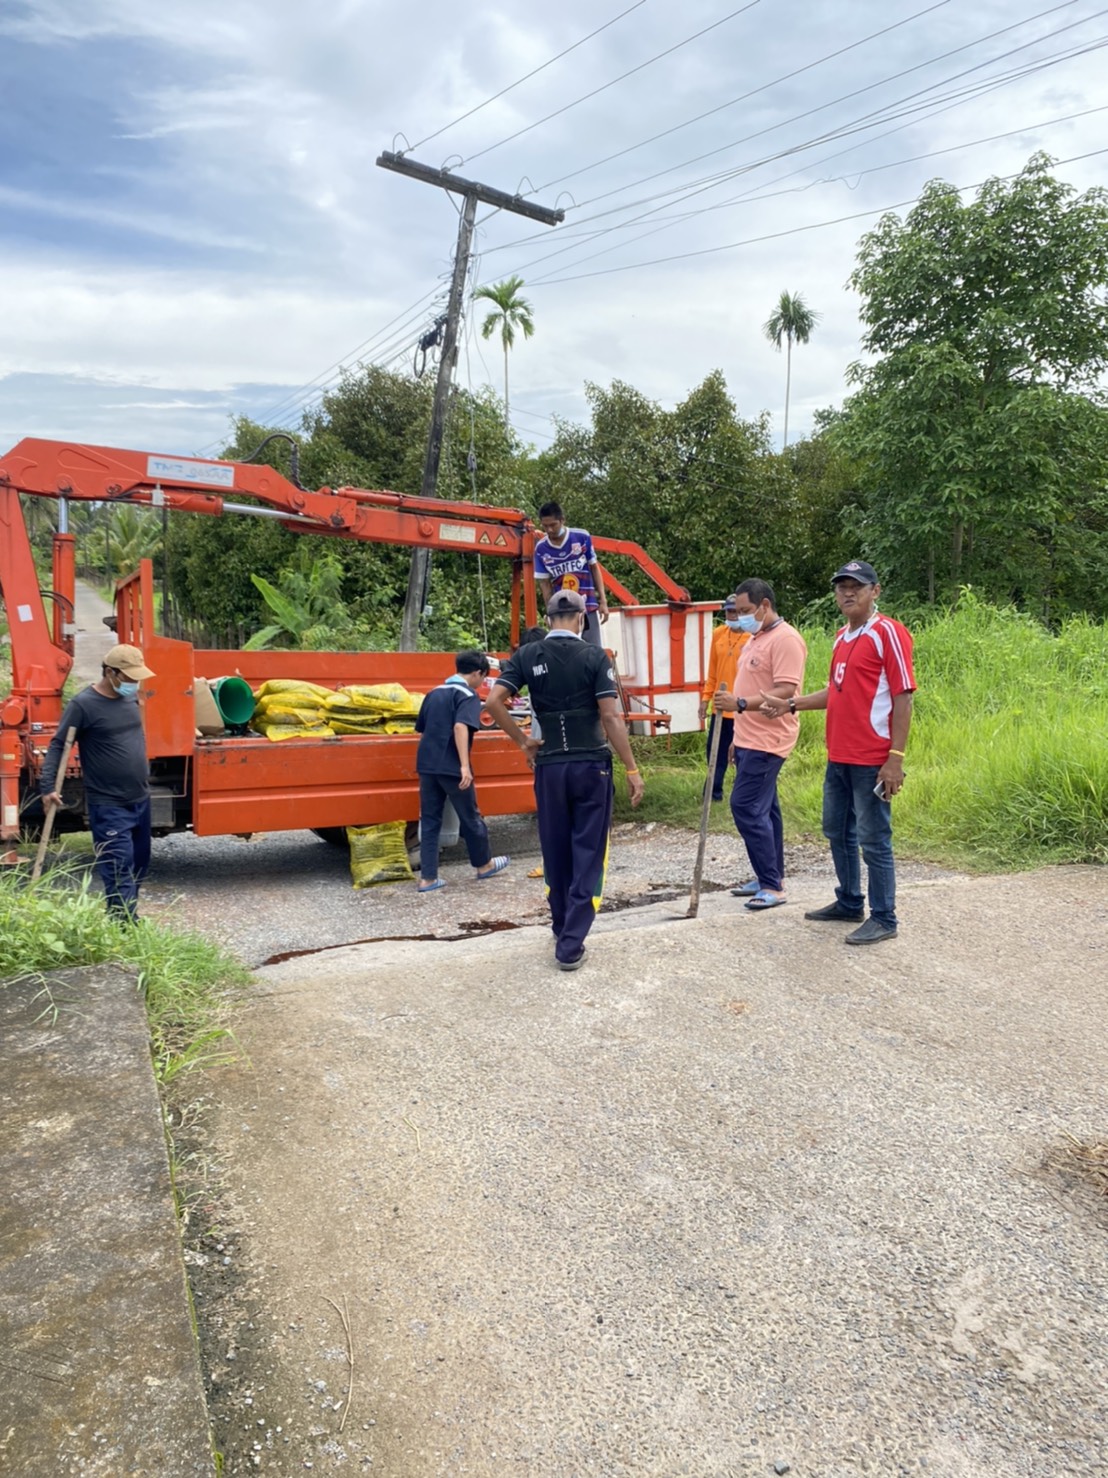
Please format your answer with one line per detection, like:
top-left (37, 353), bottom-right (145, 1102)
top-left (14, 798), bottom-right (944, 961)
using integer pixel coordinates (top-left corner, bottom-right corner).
top-left (210, 676), bottom-right (256, 730)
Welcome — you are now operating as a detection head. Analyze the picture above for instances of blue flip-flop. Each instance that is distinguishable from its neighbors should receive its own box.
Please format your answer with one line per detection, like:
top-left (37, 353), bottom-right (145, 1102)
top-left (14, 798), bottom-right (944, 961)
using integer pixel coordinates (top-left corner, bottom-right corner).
top-left (418, 879), bottom-right (446, 893)
top-left (477, 855), bottom-right (510, 879)
top-left (745, 890), bottom-right (787, 911)
top-left (731, 879), bottom-right (760, 897)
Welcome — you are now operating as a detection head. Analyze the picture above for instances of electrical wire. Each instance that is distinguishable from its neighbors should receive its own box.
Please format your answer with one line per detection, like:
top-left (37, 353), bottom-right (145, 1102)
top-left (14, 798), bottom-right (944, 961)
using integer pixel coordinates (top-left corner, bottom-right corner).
top-left (526, 145), bottom-right (1108, 286)
top-left (484, 26), bottom-right (1108, 285)
top-left (459, 1), bottom-right (762, 168)
top-left (484, 0), bottom-right (1097, 261)
top-left (256, 297), bottom-right (453, 430)
top-left (246, 286), bottom-right (446, 429)
top-left (405, 0), bottom-right (649, 155)
top-left (509, 39), bottom-right (1108, 287)
top-left (568, 0), bottom-right (1104, 214)
top-left (537, 0), bottom-right (953, 194)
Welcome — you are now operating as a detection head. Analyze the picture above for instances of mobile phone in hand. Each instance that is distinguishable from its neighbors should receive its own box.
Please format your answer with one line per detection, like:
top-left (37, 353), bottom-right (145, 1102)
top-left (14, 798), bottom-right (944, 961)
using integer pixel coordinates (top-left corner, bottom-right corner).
top-left (873, 778), bottom-right (890, 801)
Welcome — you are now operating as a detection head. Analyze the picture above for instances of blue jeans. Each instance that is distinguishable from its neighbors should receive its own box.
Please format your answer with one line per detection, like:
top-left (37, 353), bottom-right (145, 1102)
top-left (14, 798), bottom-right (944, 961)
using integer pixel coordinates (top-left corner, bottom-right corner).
top-left (822, 762), bottom-right (897, 927)
top-left (729, 747), bottom-right (785, 891)
top-left (88, 798), bottom-right (152, 922)
top-left (418, 774), bottom-right (491, 880)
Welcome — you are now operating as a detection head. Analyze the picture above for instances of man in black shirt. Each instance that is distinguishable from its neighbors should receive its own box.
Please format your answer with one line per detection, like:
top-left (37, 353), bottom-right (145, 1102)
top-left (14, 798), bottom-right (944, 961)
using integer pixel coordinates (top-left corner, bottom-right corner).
top-left (40, 642), bottom-right (155, 923)
top-left (414, 649), bottom-right (509, 893)
top-left (485, 590), bottom-right (644, 970)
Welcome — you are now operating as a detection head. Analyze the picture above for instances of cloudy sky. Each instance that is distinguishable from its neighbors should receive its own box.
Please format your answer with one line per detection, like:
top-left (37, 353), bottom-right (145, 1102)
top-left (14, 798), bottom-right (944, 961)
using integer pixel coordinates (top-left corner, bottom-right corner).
top-left (1, 0), bottom-right (1106, 463)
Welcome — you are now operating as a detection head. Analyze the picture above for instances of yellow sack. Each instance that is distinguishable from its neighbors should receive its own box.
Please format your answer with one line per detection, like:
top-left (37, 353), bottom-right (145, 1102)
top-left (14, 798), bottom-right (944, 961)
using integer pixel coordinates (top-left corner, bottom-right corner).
top-left (253, 679), bottom-right (333, 701)
top-left (329, 718), bottom-right (387, 735)
top-left (255, 701), bottom-right (328, 722)
top-left (326, 683), bottom-right (421, 717)
top-left (347, 822), bottom-right (413, 887)
top-left (253, 692), bottom-right (325, 713)
top-left (253, 721), bottom-right (336, 742)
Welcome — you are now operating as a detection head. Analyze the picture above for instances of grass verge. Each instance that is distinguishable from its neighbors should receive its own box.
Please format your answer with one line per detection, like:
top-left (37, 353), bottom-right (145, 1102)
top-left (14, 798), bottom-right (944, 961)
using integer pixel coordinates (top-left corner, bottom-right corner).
top-left (0, 862), bottom-right (249, 1083)
top-left (613, 595), bottom-right (1108, 871)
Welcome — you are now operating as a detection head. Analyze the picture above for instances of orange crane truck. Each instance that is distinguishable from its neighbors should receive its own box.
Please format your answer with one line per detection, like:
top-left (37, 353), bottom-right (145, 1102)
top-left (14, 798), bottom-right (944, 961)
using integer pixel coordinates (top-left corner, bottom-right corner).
top-left (1, 438), bottom-right (715, 862)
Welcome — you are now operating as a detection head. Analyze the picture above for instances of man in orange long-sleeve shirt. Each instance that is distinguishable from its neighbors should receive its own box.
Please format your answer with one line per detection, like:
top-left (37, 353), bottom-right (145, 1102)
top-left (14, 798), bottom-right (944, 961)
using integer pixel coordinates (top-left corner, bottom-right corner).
top-left (698, 595), bottom-right (751, 802)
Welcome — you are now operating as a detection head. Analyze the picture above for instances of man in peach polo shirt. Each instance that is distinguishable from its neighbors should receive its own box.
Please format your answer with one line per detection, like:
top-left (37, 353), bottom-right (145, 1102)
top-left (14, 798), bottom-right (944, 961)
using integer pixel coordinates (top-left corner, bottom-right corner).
top-left (712, 578), bottom-right (807, 911)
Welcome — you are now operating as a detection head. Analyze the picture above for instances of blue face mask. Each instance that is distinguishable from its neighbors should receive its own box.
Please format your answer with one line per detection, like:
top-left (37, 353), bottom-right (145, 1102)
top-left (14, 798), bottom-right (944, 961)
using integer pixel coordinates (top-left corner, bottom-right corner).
top-left (724, 618), bottom-right (743, 632)
top-left (734, 612), bottom-right (761, 635)
top-left (115, 678), bottom-right (140, 698)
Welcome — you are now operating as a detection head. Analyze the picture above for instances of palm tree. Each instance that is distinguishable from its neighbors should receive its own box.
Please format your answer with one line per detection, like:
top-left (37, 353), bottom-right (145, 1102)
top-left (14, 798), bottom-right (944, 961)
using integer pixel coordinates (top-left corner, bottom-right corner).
top-left (474, 275), bottom-right (535, 430)
top-left (763, 291), bottom-right (820, 448)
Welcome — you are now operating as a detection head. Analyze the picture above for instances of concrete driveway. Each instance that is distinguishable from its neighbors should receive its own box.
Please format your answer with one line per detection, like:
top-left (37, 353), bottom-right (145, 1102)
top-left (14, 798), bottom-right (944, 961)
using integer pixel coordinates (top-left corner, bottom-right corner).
top-left (191, 862), bottom-right (1107, 1477)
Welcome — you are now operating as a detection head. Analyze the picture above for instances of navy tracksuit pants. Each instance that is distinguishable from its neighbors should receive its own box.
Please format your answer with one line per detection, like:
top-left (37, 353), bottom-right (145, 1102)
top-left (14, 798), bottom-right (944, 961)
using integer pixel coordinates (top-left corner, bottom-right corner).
top-left (418, 774), bottom-right (491, 881)
top-left (88, 798), bottom-right (152, 922)
top-left (534, 758), bottom-right (613, 965)
top-left (729, 747), bottom-right (786, 892)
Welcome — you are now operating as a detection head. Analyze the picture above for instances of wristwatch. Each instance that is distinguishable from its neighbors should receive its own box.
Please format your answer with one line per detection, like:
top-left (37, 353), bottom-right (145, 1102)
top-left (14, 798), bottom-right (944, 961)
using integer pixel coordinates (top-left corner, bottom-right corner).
top-left (737, 697), bottom-right (748, 714)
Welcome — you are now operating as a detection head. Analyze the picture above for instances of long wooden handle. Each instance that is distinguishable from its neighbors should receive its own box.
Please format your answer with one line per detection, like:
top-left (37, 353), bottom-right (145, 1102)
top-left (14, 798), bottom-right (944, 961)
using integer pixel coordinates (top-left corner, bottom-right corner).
top-left (32, 726), bottom-right (78, 881)
top-left (687, 685), bottom-right (727, 919)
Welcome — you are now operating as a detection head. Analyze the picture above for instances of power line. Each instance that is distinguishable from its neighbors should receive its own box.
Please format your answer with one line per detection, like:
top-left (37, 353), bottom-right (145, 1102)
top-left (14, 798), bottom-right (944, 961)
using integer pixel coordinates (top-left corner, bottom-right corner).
top-left (459, 1), bottom-right (762, 168)
top-left (527, 145), bottom-right (1108, 286)
top-left (517, 96), bottom-right (1108, 287)
top-left (568, 0), bottom-right (1101, 214)
top-left (537, 0), bottom-right (952, 194)
top-left (485, 23), bottom-right (1108, 284)
top-left (405, 0), bottom-right (648, 155)
top-left (482, 0), bottom-right (1097, 271)
top-left (246, 285), bottom-right (445, 428)
top-left (251, 295), bottom-right (454, 432)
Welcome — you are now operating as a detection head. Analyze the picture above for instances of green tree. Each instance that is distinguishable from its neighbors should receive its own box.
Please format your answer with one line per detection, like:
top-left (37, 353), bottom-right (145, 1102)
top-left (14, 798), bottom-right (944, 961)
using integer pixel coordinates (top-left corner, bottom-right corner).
top-left (474, 275), bottom-right (535, 431)
top-left (527, 372), bottom-right (814, 608)
top-left (243, 546), bottom-right (347, 650)
top-left (107, 505), bottom-right (162, 578)
top-left (836, 153), bottom-right (1108, 615)
top-left (165, 370), bottom-right (527, 647)
top-left (763, 291), bottom-right (820, 448)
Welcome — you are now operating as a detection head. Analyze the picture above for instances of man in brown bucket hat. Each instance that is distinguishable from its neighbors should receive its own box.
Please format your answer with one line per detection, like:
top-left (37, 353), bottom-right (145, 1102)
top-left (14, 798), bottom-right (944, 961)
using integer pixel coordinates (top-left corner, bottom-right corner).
top-left (40, 643), bottom-right (156, 923)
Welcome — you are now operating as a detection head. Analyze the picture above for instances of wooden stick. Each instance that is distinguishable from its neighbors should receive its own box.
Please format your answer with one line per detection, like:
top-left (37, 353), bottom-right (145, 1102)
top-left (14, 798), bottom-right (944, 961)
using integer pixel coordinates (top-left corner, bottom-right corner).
top-left (32, 726), bottom-right (78, 880)
top-left (323, 1294), bottom-right (354, 1433)
top-left (687, 688), bottom-right (726, 919)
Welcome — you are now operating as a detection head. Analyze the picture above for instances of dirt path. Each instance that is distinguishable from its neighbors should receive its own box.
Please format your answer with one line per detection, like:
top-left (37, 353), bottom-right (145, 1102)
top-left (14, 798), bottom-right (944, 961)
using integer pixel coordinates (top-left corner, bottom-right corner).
top-left (179, 854), bottom-right (1107, 1477)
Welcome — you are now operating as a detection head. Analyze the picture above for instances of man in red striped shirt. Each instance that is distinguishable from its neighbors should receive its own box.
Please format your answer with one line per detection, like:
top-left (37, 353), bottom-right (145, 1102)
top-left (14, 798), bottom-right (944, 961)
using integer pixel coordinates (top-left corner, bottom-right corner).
top-left (761, 561), bottom-right (916, 945)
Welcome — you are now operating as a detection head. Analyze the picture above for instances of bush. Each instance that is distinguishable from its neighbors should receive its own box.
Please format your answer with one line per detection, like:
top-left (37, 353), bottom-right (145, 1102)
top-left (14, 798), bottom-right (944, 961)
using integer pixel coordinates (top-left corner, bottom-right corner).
top-left (615, 596), bottom-right (1108, 870)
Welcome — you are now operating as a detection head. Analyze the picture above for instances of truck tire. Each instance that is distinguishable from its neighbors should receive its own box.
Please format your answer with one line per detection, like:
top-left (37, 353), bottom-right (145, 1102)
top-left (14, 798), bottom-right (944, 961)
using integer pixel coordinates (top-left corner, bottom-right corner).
top-left (310, 827), bottom-right (348, 848)
top-left (312, 823), bottom-right (420, 851)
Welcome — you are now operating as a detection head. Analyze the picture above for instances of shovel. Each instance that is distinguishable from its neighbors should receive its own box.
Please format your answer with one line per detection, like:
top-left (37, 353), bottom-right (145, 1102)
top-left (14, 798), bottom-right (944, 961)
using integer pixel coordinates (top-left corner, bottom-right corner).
top-left (32, 726), bottom-right (78, 880)
top-left (687, 686), bottom-right (726, 919)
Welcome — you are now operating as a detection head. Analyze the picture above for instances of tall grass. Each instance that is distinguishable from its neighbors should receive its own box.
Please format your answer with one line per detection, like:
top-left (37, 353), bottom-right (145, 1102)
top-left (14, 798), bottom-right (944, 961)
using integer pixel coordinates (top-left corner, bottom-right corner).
top-left (0, 865), bottom-right (249, 1081)
top-left (616, 595), bottom-right (1108, 870)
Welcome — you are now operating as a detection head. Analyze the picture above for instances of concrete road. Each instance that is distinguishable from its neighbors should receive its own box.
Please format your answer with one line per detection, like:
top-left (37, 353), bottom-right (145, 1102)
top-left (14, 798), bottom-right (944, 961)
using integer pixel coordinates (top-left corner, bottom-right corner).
top-left (70, 579), bottom-right (117, 686)
top-left (193, 863), bottom-right (1107, 1477)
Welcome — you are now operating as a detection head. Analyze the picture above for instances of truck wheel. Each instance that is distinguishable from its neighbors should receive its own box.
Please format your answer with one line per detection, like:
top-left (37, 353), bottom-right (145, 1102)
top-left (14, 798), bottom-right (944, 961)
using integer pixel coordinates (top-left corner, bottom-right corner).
top-left (310, 827), bottom-right (348, 848)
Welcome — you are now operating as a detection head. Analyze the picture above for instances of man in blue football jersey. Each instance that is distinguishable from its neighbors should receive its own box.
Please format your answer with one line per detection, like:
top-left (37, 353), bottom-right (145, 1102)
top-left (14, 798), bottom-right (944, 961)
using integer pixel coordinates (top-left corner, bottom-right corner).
top-left (533, 501), bottom-right (610, 646)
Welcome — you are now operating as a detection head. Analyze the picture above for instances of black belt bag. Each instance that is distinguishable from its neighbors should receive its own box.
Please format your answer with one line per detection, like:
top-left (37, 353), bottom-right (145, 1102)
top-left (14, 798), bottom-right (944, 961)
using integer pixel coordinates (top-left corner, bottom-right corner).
top-left (533, 707), bottom-right (606, 754)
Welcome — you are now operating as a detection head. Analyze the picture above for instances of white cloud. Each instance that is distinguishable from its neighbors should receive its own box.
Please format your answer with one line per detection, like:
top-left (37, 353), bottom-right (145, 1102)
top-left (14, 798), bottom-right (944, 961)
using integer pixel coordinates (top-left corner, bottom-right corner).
top-left (1, 0), bottom-right (1106, 456)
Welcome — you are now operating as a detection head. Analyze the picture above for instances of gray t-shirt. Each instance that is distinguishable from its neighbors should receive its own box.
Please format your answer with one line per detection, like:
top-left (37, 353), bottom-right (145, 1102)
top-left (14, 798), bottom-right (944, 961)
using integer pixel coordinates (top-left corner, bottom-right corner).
top-left (40, 686), bottom-right (150, 806)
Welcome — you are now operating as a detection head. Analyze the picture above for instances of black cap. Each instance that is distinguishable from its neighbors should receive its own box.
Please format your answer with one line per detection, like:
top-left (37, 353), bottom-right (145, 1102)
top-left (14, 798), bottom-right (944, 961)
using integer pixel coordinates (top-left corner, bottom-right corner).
top-left (831, 560), bottom-right (879, 586)
top-left (546, 589), bottom-right (587, 616)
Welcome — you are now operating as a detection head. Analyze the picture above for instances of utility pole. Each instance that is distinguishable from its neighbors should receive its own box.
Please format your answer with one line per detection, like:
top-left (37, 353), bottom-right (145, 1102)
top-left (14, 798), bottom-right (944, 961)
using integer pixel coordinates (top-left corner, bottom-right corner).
top-left (376, 153), bottom-right (564, 651)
